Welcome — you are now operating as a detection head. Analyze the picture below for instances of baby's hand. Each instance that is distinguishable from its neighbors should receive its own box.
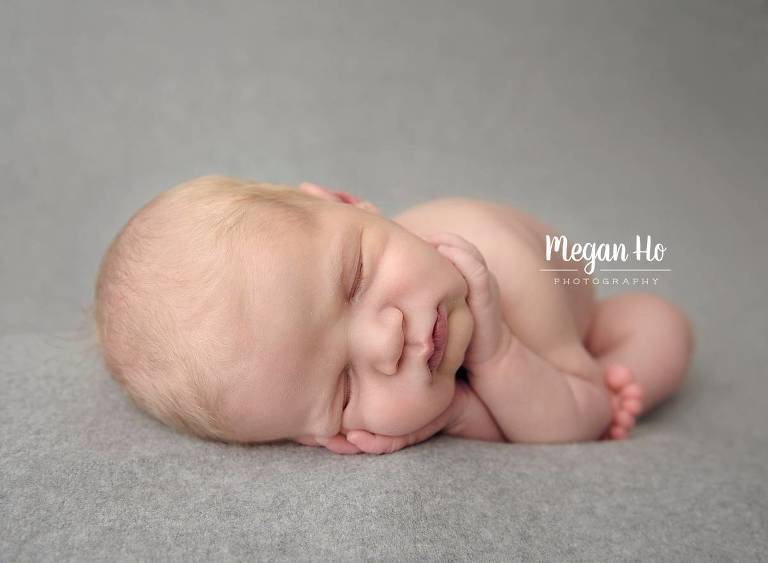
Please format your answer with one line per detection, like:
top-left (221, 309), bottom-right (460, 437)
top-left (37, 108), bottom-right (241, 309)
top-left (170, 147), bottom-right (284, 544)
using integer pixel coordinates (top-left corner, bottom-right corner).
top-left (344, 384), bottom-right (469, 454)
top-left (300, 386), bottom-right (467, 455)
top-left (422, 232), bottom-right (514, 378)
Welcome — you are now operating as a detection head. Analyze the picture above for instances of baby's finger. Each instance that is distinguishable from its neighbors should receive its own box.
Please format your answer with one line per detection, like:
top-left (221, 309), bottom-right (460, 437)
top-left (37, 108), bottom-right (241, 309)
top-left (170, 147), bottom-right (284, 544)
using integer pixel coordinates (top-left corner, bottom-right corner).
top-left (345, 430), bottom-right (386, 454)
top-left (423, 231), bottom-right (473, 248)
top-left (436, 245), bottom-right (495, 312)
top-left (346, 405), bottom-right (452, 455)
top-left (315, 433), bottom-right (364, 455)
top-left (436, 244), bottom-right (506, 367)
top-left (346, 430), bottom-right (408, 455)
top-left (425, 232), bottom-right (487, 266)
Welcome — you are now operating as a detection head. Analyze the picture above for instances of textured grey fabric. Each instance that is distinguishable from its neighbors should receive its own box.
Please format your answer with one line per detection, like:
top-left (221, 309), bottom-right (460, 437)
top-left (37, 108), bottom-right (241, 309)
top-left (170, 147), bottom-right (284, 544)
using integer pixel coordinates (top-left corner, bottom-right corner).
top-left (2, 1), bottom-right (767, 561)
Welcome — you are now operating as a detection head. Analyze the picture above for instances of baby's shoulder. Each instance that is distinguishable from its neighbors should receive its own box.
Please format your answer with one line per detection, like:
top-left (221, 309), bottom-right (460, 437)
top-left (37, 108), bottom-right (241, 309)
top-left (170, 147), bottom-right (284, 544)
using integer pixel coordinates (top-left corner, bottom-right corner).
top-left (393, 196), bottom-right (503, 234)
top-left (392, 196), bottom-right (544, 258)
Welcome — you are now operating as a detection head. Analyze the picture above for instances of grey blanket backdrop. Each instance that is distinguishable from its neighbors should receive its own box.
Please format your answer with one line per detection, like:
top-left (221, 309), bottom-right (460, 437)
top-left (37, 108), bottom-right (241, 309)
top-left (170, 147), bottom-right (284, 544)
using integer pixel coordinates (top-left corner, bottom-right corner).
top-left (2, 1), bottom-right (767, 561)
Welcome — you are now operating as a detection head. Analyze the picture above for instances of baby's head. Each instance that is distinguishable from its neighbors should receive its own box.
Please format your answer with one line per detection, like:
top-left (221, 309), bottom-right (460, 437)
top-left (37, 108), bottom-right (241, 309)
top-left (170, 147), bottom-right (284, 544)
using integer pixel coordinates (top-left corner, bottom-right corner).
top-left (94, 175), bottom-right (471, 451)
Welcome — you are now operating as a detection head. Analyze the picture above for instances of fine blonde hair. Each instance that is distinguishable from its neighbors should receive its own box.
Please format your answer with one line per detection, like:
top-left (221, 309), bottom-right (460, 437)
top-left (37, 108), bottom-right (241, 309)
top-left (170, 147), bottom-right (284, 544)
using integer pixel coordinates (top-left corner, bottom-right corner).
top-left (93, 175), bottom-right (319, 442)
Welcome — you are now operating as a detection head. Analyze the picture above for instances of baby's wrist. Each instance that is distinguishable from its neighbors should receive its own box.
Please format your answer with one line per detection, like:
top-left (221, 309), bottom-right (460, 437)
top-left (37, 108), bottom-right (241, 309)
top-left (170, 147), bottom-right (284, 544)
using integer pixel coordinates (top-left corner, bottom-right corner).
top-left (464, 330), bottom-right (518, 380)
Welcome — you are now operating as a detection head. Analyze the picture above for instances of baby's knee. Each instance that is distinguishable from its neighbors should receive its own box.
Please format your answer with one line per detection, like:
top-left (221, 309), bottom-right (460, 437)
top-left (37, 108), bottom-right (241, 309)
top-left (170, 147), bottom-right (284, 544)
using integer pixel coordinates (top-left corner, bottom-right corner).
top-left (630, 292), bottom-right (692, 338)
top-left (628, 292), bottom-right (695, 376)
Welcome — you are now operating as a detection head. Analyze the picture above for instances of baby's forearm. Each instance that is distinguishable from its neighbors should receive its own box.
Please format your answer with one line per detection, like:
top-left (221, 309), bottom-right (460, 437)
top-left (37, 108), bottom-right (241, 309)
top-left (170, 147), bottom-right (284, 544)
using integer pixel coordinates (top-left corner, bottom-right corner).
top-left (468, 338), bottom-right (612, 443)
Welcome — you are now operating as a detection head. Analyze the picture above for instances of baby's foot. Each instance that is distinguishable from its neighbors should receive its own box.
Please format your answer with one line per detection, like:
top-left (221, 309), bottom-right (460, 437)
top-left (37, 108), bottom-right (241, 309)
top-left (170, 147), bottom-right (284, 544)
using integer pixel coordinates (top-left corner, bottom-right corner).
top-left (600, 364), bottom-right (644, 440)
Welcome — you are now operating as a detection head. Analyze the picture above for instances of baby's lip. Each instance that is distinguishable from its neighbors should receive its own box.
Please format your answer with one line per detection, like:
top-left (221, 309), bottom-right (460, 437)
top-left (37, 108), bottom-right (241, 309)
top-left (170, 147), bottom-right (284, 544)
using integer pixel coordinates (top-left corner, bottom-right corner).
top-left (416, 306), bottom-right (446, 380)
top-left (416, 313), bottom-right (436, 363)
top-left (420, 332), bottom-right (435, 362)
top-left (427, 305), bottom-right (447, 375)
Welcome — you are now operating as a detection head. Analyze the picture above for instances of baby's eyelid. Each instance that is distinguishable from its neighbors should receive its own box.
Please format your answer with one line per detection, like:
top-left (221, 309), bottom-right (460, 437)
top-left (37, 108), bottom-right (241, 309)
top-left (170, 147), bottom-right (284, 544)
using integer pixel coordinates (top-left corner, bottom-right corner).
top-left (350, 252), bottom-right (364, 300)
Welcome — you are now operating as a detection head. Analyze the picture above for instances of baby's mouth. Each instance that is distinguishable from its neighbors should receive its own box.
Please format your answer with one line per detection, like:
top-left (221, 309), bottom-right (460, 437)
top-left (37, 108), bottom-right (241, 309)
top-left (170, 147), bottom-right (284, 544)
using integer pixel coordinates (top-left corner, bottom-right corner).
top-left (427, 304), bottom-right (448, 374)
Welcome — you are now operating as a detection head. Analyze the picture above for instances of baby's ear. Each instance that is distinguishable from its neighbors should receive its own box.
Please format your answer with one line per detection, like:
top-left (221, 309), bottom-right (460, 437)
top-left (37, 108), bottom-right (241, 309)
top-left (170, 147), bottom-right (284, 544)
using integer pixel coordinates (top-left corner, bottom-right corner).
top-left (298, 182), bottom-right (337, 201)
top-left (298, 182), bottom-right (380, 215)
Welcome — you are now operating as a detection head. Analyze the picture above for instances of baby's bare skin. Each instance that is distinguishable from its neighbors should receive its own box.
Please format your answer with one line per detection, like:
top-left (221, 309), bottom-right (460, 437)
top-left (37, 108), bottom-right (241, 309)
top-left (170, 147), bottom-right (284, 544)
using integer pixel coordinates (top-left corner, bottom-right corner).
top-left (98, 177), bottom-right (693, 453)
top-left (393, 197), bottom-right (693, 442)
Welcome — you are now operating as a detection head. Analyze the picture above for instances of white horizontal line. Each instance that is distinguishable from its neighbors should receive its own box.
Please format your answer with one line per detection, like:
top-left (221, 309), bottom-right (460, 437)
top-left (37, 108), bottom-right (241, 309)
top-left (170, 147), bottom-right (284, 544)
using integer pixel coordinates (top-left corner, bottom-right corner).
top-left (600, 269), bottom-right (671, 272)
top-left (539, 269), bottom-right (579, 271)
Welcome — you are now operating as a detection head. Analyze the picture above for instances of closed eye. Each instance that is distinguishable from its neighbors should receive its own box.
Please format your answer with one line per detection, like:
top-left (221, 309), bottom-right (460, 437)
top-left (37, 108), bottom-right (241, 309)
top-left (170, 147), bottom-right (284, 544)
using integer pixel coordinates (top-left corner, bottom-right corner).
top-left (343, 233), bottom-right (364, 410)
top-left (350, 251), bottom-right (364, 300)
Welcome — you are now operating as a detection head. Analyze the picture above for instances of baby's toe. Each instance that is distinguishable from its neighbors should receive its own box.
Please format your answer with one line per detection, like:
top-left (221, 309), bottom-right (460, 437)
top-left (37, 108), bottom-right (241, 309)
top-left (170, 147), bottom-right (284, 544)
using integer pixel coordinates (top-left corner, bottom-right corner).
top-left (609, 425), bottom-right (628, 440)
top-left (622, 383), bottom-right (644, 399)
top-left (605, 364), bottom-right (632, 390)
top-left (622, 397), bottom-right (643, 415)
top-left (615, 410), bottom-right (635, 429)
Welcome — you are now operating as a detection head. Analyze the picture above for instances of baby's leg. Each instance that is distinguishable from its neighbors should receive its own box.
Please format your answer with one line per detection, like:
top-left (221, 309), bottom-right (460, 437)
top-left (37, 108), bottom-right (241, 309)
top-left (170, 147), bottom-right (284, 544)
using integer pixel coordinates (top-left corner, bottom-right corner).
top-left (584, 291), bottom-right (694, 415)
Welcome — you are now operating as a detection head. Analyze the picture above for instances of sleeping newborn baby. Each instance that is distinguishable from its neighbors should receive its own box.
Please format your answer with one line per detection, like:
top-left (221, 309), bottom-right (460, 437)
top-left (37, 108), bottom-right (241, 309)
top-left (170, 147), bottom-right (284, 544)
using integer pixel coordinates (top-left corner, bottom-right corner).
top-left (93, 175), bottom-right (694, 454)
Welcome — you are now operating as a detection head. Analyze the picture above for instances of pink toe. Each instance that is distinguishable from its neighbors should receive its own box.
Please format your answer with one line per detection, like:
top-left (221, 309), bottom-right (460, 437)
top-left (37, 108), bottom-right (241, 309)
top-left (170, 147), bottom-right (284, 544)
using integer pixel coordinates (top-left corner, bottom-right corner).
top-left (622, 398), bottom-right (643, 415)
top-left (616, 411), bottom-right (635, 428)
top-left (606, 365), bottom-right (632, 388)
top-left (610, 426), bottom-right (628, 440)
top-left (623, 384), bottom-right (644, 398)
